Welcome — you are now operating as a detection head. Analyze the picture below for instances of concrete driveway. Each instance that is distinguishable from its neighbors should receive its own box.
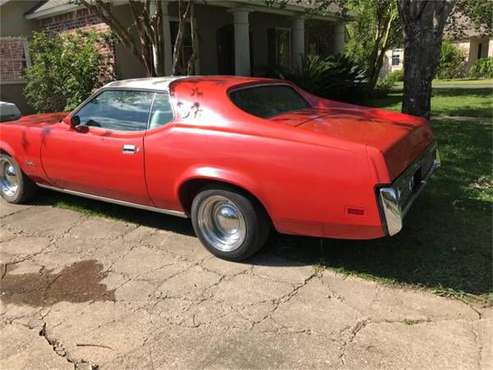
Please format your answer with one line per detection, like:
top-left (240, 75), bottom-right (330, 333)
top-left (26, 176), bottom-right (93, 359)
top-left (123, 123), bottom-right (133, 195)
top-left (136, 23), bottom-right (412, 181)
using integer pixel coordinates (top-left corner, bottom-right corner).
top-left (1, 199), bottom-right (491, 369)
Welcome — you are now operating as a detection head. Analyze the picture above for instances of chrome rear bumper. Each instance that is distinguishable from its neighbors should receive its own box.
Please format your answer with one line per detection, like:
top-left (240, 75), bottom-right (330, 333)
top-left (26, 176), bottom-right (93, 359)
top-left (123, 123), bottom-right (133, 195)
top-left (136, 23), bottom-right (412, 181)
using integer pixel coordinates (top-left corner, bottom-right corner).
top-left (378, 143), bottom-right (440, 236)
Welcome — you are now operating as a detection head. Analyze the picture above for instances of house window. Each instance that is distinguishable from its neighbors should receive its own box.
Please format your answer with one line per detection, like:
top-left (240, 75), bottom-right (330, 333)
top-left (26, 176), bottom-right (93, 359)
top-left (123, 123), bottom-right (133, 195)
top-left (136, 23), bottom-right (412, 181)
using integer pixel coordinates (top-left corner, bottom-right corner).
top-left (0, 37), bottom-right (31, 82)
top-left (391, 49), bottom-right (401, 66)
top-left (268, 28), bottom-right (291, 67)
top-left (170, 20), bottom-right (193, 74)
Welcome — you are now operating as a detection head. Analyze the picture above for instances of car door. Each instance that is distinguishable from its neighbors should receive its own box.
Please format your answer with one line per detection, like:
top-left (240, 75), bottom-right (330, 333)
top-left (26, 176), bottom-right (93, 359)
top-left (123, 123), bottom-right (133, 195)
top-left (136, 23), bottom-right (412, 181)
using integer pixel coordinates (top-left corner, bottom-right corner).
top-left (41, 89), bottom-right (154, 205)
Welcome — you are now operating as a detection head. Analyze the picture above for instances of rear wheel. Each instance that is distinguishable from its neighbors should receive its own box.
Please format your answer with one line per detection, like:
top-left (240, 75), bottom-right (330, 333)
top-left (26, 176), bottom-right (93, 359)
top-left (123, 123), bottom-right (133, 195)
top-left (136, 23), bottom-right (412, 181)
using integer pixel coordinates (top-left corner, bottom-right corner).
top-left (0, 154), bottom-right (37, 204)
top-left (191, 186), bottom-right (270, 261)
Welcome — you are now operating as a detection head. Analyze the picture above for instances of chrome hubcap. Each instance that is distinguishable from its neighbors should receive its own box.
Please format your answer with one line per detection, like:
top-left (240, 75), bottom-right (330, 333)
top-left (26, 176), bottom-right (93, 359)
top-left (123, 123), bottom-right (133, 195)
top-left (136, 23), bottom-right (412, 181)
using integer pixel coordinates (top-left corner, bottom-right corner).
top-left (0, 158), bottom-right (19, 197)
top-left (198, 195), bottom-right (246, 252)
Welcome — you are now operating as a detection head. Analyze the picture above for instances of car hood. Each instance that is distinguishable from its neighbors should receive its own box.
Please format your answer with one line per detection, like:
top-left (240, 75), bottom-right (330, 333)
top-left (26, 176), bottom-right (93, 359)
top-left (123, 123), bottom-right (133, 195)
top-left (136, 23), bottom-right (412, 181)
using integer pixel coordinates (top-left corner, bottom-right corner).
top-left (4, 112), bottom-right (67, 126)
top-left (271, 107), bottom-right (434, 180)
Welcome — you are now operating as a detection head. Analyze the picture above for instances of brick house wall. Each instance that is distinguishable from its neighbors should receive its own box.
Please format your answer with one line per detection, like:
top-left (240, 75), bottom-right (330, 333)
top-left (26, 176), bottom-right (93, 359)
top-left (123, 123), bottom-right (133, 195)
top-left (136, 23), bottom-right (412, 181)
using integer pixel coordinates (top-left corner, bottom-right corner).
top-left (0, 8), bottom-right (116, 84)
top-left (38, 8), bottom-right (106, 33)
top-left (0, 37), bottom-right (30, 82)
top-left (38, 8), bottom-right (116, 83)
top-left (0, 8), bottom-right (116, 87)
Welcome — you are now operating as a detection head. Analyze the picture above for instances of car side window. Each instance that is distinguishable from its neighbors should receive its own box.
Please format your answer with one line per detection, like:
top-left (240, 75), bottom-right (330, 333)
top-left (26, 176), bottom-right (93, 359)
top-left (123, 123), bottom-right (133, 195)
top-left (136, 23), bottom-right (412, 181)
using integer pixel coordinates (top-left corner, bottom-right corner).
top-left (75, 90), bottom-right (154, 132)
top-left (148, 92), bottom-right (174, 129)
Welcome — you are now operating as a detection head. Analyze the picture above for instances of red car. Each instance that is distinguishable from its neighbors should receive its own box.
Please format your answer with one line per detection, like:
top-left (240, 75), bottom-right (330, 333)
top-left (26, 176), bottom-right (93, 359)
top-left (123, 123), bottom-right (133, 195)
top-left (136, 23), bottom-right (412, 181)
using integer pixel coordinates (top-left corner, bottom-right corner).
top-left (0, 76), bottom-right (439, 260)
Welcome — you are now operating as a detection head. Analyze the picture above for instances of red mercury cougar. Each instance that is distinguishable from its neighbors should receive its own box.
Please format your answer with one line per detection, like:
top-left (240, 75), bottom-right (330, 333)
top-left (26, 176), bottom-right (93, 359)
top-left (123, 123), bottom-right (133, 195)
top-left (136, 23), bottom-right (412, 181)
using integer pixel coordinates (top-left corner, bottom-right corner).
top-left (0, 76), bottom-right (439, 260)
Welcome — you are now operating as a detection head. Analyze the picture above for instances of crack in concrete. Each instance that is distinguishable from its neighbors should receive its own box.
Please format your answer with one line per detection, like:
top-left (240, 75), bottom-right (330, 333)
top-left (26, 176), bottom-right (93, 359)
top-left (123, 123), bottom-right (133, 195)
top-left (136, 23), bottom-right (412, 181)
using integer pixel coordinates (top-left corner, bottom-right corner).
top-left (39, 322), bottom-right (98, 370)
top-left (338, 318), bottom-right (370, 365)
top-left (0, 206), bottom-right (33, 220)
top-left (1, 249), bottom-right (51, 280)
top-left (470, 322), bottom-right (483, 370)
top-left (250, 270), bottom-right (319, 329)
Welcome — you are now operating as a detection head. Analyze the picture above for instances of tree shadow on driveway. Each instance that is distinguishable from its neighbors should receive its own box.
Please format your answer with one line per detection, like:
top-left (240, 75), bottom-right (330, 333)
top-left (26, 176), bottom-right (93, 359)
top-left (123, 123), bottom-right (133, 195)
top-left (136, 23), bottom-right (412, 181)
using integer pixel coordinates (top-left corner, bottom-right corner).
top-left (262, 193), bottom-right (492, 299)
top-left (32, 186), bottom-right (492, 300)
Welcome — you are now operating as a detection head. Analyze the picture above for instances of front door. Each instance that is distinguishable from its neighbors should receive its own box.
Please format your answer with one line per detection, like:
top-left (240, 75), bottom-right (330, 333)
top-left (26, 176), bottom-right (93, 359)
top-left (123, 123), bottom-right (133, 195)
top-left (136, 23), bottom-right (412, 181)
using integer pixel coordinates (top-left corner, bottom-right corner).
top-left (41, 89), bottom-right (154, 205)
top-left (217, 24), bottom-right (254, 75)
top-left (217, 24), bottom-right (235, 75)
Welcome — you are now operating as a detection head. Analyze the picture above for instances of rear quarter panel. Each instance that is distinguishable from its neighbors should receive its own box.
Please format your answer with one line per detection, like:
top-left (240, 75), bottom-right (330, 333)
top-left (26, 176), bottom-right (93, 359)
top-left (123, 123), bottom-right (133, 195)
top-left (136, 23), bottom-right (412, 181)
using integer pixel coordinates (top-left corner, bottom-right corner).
top-left (144, 124), bottom-right (385, 239)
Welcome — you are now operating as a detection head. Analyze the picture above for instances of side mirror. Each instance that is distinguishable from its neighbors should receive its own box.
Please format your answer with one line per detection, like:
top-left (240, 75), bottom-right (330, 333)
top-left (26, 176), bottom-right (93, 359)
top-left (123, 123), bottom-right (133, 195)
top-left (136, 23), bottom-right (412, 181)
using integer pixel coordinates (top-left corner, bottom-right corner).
top-left (71, 115), bottom-right (80, 127)
top-left (62, 115), bottom-right (77, 127)
top-left (63, 115), bottom-right (87, 132)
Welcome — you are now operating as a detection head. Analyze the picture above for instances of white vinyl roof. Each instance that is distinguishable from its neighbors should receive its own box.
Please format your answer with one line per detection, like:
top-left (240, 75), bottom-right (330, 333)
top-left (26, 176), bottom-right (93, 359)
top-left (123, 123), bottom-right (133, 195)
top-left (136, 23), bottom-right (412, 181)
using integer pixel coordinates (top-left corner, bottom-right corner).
top-left (103, 77), bottom-right (188, 91)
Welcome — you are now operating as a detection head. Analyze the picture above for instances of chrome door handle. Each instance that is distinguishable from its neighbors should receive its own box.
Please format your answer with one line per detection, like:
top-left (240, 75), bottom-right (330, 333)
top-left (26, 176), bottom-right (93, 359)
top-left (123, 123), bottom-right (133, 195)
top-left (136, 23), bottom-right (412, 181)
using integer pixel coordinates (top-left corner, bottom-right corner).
top-left (122, 144), bottom-right (137, 154)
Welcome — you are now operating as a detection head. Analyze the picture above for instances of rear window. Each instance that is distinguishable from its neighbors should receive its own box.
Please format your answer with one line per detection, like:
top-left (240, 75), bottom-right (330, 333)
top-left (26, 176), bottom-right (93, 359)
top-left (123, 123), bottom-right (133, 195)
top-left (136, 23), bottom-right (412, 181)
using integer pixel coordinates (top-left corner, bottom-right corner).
top-left (229, 84), bottom-right (310, 118)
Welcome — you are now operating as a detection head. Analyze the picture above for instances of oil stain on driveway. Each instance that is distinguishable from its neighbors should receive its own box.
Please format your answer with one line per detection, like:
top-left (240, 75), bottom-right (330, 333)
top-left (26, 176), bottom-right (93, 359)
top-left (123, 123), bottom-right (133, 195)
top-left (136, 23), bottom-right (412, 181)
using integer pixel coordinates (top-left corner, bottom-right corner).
top-left (0, 200), bottom-right (491, 369)
top-left (1, 260), bottom-right (115, 307)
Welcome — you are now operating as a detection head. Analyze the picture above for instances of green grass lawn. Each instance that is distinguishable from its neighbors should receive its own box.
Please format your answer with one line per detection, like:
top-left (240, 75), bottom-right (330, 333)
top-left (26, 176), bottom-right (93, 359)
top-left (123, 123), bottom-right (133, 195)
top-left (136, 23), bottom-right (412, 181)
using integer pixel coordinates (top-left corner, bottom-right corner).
top-left (368, 79), bottom-right (493, 118)
top-left (41, 81), bottom-right (492, 304)
top-left (432, 78), bottom-right (493, 86)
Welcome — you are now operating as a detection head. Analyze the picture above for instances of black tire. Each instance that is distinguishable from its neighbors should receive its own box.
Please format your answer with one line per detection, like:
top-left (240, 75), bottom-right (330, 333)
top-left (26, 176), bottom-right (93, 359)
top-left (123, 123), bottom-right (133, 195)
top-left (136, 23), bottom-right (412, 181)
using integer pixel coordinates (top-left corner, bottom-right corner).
top-left (0, 153), bottom-right (37, 204)
top-left (191, 185), bottom-right (270, 261)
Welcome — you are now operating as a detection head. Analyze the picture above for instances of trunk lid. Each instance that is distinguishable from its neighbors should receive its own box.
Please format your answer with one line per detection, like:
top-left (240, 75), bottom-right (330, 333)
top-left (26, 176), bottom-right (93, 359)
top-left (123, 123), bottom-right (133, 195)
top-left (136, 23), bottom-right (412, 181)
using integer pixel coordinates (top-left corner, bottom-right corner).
top-left (271, 107), bottom-right (434, 180)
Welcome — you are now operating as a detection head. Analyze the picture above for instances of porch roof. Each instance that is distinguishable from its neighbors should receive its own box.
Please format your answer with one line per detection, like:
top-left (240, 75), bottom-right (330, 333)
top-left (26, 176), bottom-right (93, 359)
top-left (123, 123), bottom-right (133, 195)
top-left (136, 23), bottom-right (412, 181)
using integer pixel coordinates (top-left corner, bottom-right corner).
top-left (25, 0), bottom-right (344, 21)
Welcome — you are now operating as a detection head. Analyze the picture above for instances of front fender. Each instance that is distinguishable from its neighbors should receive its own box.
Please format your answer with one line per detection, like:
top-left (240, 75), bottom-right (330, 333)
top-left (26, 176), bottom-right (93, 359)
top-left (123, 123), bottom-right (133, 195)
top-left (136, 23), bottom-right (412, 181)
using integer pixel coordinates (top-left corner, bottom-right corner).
top-left (0, 141), bottom-right (15, 158)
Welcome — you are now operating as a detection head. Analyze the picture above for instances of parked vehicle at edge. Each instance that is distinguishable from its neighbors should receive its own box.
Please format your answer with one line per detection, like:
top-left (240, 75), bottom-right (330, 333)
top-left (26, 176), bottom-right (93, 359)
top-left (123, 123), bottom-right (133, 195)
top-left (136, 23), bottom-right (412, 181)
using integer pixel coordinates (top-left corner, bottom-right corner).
top-left (0, 76), bottom-right (440, 261)
top-left (0, 101), bottom-right (22, 122)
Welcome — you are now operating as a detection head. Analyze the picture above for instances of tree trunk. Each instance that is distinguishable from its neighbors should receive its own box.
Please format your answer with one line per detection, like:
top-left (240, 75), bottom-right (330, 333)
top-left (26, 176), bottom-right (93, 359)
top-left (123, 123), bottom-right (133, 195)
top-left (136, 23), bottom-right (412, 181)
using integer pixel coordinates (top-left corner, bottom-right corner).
top-left (398, 0), bottom-right (454, 119)
top-left (187, 2), bottom-right (198, 75)
top-left (369, 11), bottom-right (397, 91)
top-left (80, 0), bottom-right (164, 78)
top-left (172, 0), bottom-right (191, 75)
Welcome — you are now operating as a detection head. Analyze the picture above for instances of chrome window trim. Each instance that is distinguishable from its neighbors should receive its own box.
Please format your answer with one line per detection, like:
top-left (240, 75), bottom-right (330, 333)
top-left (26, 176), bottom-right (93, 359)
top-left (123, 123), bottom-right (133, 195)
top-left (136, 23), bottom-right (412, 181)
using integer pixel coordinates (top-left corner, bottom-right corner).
top-left (36, 183), bottom-right (188, 219)
top-left (146, 91), bottom-right (175, 131)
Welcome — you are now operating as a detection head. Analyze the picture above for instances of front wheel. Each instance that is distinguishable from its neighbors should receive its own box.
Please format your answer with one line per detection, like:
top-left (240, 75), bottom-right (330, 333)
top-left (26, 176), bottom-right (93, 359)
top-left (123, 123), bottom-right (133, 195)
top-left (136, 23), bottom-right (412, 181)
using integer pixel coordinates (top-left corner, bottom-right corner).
top-left (0, 154), bottom-right (37, 204)
top-left (191, 186), bottom-right (270, 261)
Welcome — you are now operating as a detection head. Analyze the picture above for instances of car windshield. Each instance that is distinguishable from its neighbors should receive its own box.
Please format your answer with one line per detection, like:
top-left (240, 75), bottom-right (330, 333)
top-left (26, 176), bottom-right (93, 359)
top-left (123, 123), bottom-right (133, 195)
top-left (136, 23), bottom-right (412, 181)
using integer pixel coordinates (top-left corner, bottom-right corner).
top-left (229, 84), bottom-right (310, 118)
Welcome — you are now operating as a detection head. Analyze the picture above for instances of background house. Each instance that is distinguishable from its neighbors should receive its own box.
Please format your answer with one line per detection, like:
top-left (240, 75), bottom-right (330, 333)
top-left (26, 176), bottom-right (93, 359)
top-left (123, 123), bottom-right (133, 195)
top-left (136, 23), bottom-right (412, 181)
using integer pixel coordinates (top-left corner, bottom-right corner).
top-left (381, 14), bottom-right (492, 77)
top-left (382, 47), bottom-right (404, 75)
top-left (0, 0), bottom-right (346, 113)
top-left (452, 34), bottom-right (492, 71)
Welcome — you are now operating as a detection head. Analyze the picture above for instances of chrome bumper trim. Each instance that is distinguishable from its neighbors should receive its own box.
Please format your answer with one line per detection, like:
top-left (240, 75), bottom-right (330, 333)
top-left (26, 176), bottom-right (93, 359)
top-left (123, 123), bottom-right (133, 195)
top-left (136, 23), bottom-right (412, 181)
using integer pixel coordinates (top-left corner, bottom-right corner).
top-left (379, 187), bottom-right (403, 236)
top-left (36, 183), bottom-right (188, 218)
top-left (378, 144), bottom-right (440, 236)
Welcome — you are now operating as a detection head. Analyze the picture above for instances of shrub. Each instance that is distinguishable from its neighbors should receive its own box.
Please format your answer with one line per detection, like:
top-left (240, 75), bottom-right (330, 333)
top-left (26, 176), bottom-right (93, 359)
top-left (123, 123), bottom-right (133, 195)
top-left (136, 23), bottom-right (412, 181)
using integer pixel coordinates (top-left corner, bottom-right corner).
top-left (24, 30), bottom-right (113, 113)
top-left (468, 57), bottom-right (493, 79)
top-left (375, 76), bottom-right (396, 95)
top-left (387, 69), bottom-right (404, 82)
top-left (436, 41), bottom-right (466, 80)
top-left (276, 54), bottom-right (368, 102)
top-left (375, 69), bottom-right (404, 94)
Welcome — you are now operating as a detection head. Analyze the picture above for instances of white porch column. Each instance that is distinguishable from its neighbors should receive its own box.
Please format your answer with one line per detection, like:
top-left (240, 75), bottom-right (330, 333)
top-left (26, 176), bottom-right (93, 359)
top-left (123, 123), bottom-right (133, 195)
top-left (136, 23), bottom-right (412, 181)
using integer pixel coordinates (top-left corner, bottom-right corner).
top-left (291, 17), bottom-right (305, 69)
top-left (161, 0), bottom-right (173, 75)
top-left (334, 22), bottom-right (345, 54)
top-left (231, 8), bottom-right (251, 76)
